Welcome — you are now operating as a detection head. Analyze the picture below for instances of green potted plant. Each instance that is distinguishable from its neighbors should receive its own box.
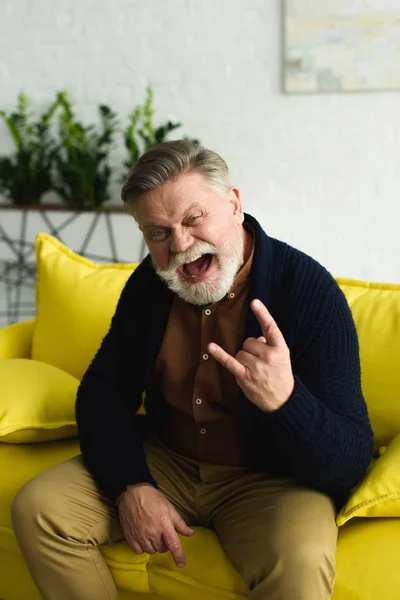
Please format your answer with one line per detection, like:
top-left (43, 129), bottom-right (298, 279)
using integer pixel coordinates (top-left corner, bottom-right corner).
top-left (0, 92), bottom-right (61, 206)
top-left (52, 91), bottom-right (118, 210)
top-left (0, 89), bottom-right (200, 325)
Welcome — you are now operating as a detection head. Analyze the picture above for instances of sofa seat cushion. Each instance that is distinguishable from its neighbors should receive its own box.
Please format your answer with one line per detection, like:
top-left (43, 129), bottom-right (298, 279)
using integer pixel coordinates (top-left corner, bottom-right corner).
top-left (3, 441), bottom-right (400, 600)
top-left (148, 517), bottom-right (400, 600)
top-left (334, 518), bottom-right (400, 599)
top-left (148, 527), bottom-right (248, 600)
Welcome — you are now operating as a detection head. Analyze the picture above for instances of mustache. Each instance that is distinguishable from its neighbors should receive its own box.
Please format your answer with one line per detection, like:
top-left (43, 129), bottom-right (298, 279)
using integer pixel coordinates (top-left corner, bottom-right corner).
top-left (155, 241), bottom-right (221, 275)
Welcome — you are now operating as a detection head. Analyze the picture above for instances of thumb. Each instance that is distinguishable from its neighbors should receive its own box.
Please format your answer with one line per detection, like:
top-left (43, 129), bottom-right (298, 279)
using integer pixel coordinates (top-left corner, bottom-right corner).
top-left (258, 336), bottom-right (266, 343)
top-left (173, 514), bottom-right (195, 537)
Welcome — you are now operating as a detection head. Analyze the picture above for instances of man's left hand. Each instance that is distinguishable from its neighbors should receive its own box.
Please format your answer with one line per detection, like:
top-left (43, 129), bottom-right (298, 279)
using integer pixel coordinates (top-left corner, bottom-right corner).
top-left (208, 299), bottom-right (295, 412)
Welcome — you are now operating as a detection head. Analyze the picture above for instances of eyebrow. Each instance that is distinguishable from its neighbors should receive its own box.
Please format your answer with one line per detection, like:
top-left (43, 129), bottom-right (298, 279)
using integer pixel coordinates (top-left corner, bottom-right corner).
top-left (142, 202), bottom-right (204, 230)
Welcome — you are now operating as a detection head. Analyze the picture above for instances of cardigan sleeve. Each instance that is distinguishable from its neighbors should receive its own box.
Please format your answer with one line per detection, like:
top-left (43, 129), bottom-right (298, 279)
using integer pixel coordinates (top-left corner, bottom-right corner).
top-left (264, 287), bottom-right (374, 498)
top-left (76, 262), bottom-right (157, 508)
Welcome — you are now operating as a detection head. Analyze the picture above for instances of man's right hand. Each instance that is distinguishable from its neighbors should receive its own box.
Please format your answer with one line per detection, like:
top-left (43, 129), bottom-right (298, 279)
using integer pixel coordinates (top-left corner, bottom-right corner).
top-left (117, 483), bottom-right (195, 568)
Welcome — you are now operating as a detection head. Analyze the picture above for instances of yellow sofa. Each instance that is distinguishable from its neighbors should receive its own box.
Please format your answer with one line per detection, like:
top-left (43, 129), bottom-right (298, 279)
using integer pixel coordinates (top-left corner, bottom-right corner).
top-left (1, 233), bottom-right (400, 600)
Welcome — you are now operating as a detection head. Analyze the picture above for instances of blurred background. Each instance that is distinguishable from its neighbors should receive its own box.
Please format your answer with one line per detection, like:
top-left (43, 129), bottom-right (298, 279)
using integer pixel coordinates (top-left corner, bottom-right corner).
top-left (1, 0), bottom-right (400, 326)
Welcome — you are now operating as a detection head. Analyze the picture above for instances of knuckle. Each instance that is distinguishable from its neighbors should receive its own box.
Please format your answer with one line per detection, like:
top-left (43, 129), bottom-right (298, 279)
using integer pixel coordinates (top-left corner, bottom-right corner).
top-left (161, 529), bottom-right (174, 540)
top-left (168, 541), bottom-right (181, 551)
top-left (246, 337), bottom-right (256, 348)
top-left (127, 535), bottom-right (137, 547)
top-left (174, 518), bottom-right (185, 530)
top-left (137, 538), bottom-right (147, 548)
top-left (140, 527), bottom-right (153, 538)
top-left (142, 529), bottom-right (153, 540)
top-left (224, 356), bottom-right (233, 369)
top-left (129, 538), bottom-right (143, 552)
top-left (159, 514), bottom-right (171, 527)
top-left (253, 360), bottom-right (263, 373)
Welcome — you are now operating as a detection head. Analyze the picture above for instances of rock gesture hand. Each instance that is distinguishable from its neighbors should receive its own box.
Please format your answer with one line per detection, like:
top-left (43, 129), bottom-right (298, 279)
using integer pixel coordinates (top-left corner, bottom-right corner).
top-left (208, 299), bottom-right (295, 412)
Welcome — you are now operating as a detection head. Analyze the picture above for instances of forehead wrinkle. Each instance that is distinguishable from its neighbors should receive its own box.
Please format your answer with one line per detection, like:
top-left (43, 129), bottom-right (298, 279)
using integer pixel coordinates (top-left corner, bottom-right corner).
top-left (137, 171), bottom-right (216, 228)
top-left (142, 201), bottom-right (205, 229)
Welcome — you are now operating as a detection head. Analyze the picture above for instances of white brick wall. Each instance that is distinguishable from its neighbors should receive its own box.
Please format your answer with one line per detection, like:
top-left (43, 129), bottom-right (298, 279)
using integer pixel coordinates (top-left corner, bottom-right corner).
top-left (1, 0), bottom-right (399, 325)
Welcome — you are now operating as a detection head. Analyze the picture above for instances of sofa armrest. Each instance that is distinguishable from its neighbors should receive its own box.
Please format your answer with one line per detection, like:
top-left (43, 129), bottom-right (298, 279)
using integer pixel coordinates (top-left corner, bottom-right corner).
top-left (0, 319), bottom-right (35, 359)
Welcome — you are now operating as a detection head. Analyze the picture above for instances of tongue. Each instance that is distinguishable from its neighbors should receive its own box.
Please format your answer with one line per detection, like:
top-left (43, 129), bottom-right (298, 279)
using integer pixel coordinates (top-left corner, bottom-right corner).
top-left (184, 254), bottom-right (211, 276)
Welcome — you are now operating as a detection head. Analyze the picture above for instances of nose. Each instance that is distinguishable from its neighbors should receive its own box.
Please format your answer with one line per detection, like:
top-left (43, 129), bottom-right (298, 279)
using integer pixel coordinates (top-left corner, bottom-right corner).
top-left (170, 228), bottom-right (194, 254)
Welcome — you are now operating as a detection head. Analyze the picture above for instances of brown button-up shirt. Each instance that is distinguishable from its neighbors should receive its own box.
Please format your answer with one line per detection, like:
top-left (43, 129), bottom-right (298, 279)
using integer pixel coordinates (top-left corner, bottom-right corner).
top-left (154, 230), bottom-right (255, 466)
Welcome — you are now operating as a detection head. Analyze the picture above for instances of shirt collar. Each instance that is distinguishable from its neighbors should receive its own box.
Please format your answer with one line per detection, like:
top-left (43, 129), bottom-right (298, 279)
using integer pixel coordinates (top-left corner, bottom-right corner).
top-left (227, 224), bottom-right (255, 298)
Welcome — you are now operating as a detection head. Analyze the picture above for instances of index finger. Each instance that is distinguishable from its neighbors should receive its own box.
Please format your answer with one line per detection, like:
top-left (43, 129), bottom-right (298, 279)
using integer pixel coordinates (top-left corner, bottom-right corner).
top-left (208, 343), bottom-right (247, 379)
top-left (251, 300), bottom-right (285, 347)
top-left (162, 523), bottom-right (186, 568)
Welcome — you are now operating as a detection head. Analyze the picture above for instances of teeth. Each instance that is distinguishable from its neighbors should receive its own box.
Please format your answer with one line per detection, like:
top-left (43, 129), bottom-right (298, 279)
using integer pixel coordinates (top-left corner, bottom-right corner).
top-left (185, 254), bottom-right (202, 265)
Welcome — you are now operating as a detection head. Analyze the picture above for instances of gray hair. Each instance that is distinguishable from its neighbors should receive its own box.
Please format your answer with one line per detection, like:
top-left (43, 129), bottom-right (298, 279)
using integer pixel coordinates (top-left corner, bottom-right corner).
top-left (121, 140), bottom-right (230, 217)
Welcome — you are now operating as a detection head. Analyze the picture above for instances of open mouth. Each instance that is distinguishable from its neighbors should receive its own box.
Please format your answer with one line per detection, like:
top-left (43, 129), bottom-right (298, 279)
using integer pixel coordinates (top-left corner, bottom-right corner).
top-left (178, 254), bottom-right (214, 282)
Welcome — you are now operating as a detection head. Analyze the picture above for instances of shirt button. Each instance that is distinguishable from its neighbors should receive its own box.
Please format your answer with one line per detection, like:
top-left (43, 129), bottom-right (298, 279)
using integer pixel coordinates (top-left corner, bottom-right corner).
top-left (204, 308), bottom-right (211, 316)
top-left (196, 398), bottom-right (202, 405)
top-left (202, 353), bottom-right (209, 360)
top-left (200, 428), bottom-right (207, 435)
top-left (229, 292), bottom-right (235, 299)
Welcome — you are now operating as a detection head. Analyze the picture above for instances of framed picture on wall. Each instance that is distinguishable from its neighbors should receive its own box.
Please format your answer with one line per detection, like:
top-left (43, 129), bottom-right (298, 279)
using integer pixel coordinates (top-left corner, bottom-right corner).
top-left (283, 0), bottom-right (400, 93)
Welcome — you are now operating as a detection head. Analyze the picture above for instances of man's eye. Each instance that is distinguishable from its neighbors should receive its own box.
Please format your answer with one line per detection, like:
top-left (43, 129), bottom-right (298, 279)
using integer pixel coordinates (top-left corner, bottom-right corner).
top-left (151, 229), bottom-right (167, 240)
top-left (188, 215), bottom-right (200, 224)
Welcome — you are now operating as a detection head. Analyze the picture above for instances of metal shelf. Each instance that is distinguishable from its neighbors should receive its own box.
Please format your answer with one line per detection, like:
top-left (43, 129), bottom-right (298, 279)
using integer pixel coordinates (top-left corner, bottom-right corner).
top-left (0, 206), bottom-right (147, 324)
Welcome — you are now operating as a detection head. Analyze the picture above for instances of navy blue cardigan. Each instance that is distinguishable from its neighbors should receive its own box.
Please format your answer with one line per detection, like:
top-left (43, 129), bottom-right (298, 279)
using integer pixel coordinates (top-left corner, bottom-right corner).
top-left (76, 214), bottom-right (374, 508)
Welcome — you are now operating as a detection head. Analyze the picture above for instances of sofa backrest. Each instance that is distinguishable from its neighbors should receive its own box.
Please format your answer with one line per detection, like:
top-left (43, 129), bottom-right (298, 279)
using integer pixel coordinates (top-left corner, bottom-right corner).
top-left (31, 234), bottom-right (400, 448)
top-left (337, 278), bottom-right (400, 448)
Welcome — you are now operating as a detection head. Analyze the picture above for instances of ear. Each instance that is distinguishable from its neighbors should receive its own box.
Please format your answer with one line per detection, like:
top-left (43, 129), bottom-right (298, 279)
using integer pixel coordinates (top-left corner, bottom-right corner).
top-left (228, 186), bottom-right (244, 224)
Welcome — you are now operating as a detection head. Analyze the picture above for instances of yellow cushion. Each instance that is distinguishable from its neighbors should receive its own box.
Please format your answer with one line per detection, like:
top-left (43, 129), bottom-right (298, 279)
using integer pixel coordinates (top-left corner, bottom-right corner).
top-left (0, 319), bottom-right (35, 360)
top-left (337, 434), bottom-right (400, 526)
top-left (0, 358), bottom-right (79, 443)
top-left (31, 233), bottom-right (136, 380)
top-left (337, 278), bottom-right (400, 448)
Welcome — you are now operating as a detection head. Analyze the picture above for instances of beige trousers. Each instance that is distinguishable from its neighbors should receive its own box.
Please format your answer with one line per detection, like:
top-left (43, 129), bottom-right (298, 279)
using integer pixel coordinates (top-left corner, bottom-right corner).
top-left (11, 436), bottom-right (337, 600)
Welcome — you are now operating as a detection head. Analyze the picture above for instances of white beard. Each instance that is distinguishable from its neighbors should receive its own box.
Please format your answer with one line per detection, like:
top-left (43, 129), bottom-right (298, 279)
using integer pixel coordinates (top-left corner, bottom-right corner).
top-left (154, 233), bottom-right (244, 306)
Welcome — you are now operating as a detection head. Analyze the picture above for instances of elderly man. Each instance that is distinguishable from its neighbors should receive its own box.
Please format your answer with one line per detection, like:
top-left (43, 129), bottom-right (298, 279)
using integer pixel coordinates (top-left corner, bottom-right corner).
top-left (12, 140), bottom-right (374, 600)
